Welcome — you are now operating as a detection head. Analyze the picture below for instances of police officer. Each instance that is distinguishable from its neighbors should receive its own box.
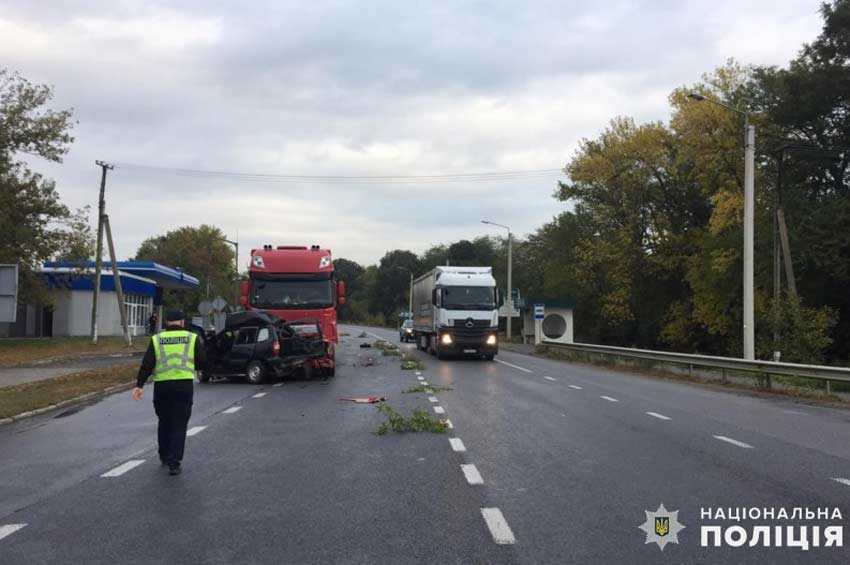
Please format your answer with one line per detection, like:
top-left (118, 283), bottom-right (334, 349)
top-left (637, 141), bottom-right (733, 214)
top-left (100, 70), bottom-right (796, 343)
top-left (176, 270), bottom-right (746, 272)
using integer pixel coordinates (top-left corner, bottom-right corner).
top-left (132, 310), bottom-right (207, 476)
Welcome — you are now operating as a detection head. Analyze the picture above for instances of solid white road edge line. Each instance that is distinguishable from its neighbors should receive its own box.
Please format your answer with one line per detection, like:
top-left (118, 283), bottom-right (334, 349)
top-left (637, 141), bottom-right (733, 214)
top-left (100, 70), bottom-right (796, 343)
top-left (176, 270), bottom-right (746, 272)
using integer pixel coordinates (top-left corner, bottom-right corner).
top-left (461, 464), bottom-right (484, 485)
top-left (434, 406), bottom-right (445, 414)
top-left (481, 508), bottom-right (517, 545)
top-left (101, 460), bottom-right (145, 478)
top-left (646, 412), bottom-right (671, 421)
top-left (186, 426), bottom-right (207, 436)
top-left (495, 359), bottom-right (533, 373)
top-left (223, 406), bottom-right (242, 414)
top-left (713, 435), bottom-right (754, 449)
top-left (0, 524), bottom-right (27, 541)
top-left (449, 437), bottom-right (466, 452)
top-left (544, 376), bottom-right (556, 381)
top-left (252, 392), bottom-right (267, 398)
top-left (428, 396), bottom-right (439, 403)
top-left (601, 396), bottom-right (619, 402)
top-left (569, 385), bottom-right (582, 390)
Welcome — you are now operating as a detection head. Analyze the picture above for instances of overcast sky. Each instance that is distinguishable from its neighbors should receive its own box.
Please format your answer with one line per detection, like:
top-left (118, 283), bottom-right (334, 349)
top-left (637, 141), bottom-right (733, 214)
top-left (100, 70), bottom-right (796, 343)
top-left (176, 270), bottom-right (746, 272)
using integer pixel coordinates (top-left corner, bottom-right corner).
top-left (2, 1), bottom-right (824, 270)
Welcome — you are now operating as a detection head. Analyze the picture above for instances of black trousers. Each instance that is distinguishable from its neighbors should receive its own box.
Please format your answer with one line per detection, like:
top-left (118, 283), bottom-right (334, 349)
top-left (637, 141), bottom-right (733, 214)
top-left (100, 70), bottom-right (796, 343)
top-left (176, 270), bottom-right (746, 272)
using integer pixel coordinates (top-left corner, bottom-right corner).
top-left (153, 380), bottom-right (194, 465)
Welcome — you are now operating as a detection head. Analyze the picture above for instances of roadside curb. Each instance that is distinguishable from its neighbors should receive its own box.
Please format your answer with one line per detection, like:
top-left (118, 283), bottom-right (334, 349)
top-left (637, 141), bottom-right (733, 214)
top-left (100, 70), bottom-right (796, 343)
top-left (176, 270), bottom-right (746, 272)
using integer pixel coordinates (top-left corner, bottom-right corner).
top-left (20, 351), bottom-right (143, 368)
top-left (0, 381), bottom-right (136, 427)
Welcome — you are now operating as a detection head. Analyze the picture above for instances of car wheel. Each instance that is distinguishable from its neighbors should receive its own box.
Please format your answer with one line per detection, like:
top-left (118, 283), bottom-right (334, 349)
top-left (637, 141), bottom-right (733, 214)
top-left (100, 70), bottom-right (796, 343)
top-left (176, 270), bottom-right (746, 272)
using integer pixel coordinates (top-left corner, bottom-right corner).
top-left (483, 354), bottom-right (495, 361)
top-left (246, 361), bottom-right (266, 385)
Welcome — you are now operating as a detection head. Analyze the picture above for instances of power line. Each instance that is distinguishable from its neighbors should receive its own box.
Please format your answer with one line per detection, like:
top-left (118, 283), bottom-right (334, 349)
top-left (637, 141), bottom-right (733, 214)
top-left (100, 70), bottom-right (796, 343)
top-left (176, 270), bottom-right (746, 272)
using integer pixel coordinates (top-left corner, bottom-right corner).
top-left (111, 161), bottom-right (564, 184)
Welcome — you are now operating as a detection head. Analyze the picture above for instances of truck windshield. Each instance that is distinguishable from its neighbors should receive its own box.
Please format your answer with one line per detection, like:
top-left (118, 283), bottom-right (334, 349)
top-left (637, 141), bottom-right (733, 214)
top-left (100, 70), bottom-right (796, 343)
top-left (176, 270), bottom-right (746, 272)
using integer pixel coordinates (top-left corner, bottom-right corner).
top-left (250, 279), bottom-right (334, 309)
top-left (441, 286), bottom-right (495, 310)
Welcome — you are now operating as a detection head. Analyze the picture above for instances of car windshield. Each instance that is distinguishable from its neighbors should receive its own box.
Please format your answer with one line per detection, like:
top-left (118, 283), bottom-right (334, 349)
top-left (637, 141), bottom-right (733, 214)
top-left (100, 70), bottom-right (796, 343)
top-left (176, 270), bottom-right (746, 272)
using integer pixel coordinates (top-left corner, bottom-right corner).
top-left (441, 286), bottom-right (496, 310)
top-left (402, 320), bottom-right (413, 328)
top-left (250, 279), bottom-right (334, 309)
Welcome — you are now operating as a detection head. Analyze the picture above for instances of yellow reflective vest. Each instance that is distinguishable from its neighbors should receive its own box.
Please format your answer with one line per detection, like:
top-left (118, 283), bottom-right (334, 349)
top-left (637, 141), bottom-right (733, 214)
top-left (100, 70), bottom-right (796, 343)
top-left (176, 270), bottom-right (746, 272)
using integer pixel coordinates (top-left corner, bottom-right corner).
top-left (152, 330), bottom-right (197, 382)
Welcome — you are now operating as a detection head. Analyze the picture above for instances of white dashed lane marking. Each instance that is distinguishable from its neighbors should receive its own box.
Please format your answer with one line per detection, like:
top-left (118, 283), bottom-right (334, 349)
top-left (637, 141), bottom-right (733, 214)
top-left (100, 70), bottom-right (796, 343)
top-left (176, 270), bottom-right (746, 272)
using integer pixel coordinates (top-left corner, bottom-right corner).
top-left (481, 508), bottom-right (517, 545)
top-left (434, 406), bottom-right (445, 414)
top-left (569, 385), bottom-right (582, 390)
top-left (449, 438), bottom-right (467, 452)
top-left (544, 376), bottom-right (556, 381)
top-left (186, 426), bottom-right (207, 436)
top-left (422, 381), bottom-right (429, 386)
top-left (428, 396), bottom-right (439, 403)
top-left (417, 376), bottom-right (425, 381)
top-left (252, 392), bottom-right (267, 398)
top-left (223, 406), bottom-right (242, 414)
top-left (601, 396), bottom-right (619, 403)
top-left (0, 524), bottom-right (27, 541)
top-left (832, 478), bottom-right (850, 486)
top-left (713, 435), bottom-right (754, 449)
top-left (444, 419), bottom-right (453, 429)
top-left (101, 460), bottom-right (145, 478)
top-left (646, 412), bottom-right (671, 421)
top-left (461, 464), bottom-right (484, 485)
top-left (495, 359), bottom-right (533, 373)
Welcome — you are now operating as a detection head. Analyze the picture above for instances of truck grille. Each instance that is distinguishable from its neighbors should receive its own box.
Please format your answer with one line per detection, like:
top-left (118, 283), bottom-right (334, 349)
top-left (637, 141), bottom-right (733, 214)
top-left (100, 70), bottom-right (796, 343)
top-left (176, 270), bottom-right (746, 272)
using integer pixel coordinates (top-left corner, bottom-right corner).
top-left (451, 319), bottom-right (496, 341)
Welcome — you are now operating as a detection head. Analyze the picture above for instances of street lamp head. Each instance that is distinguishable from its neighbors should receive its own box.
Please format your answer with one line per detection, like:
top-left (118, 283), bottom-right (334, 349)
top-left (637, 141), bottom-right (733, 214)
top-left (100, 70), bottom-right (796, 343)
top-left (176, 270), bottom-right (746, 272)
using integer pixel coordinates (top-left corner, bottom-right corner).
top-left (687, 92), bottom-right (706, 102)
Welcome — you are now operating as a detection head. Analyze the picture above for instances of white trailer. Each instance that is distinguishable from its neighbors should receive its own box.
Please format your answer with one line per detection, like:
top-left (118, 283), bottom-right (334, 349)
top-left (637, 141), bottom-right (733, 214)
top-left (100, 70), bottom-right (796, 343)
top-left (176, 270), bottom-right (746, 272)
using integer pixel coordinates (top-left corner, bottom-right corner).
top-left (411, 266), bottom-right (499, 360)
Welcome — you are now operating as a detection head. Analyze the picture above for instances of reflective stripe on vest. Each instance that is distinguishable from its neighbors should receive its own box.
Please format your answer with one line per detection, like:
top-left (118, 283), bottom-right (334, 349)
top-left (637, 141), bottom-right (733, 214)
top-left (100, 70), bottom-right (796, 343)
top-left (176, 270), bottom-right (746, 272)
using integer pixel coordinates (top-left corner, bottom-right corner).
top-left (152, 330), bottom-right (197, 382)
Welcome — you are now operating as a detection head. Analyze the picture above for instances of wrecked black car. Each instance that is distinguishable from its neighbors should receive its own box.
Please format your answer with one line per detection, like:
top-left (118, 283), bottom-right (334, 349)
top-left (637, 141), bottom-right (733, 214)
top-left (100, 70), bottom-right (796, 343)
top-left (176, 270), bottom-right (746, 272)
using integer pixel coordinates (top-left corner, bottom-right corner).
top-left (201, 311), bottom-right (325, 384)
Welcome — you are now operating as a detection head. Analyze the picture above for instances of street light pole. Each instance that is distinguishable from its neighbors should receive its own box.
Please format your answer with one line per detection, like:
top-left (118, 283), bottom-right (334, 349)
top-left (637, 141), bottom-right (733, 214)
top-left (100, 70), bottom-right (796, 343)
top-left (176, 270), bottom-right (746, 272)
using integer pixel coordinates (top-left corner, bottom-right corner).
top-left (687, 93), bottom-right (755, 360)
top-left (482, 220), bottom-right (513, 341)
top-left (222, 237), bottom-right (239, 307)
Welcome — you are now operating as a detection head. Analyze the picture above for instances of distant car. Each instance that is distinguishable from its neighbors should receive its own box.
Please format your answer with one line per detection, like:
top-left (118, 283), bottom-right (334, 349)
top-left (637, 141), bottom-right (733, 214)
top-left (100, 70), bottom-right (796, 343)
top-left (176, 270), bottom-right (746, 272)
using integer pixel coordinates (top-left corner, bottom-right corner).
top-left (399, 319), bottom-right (414, 342)
top-left (202, 311), bottom-right (325, 384)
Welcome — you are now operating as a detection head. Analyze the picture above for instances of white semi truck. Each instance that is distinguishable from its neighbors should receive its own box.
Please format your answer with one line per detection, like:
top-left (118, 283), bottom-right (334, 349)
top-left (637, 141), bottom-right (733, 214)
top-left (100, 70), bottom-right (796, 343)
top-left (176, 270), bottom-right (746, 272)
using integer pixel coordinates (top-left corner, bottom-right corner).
top-left (411, 266), bottom-right (499, 360)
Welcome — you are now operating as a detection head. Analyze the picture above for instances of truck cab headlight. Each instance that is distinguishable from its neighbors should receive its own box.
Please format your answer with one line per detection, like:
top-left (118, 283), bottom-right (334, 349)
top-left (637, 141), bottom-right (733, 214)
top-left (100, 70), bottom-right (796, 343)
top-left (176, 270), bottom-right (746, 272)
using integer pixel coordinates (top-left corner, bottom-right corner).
top-left (486, 334), bottom-right (497, 346)
top-left (440, 333), bottom-right (453, 345)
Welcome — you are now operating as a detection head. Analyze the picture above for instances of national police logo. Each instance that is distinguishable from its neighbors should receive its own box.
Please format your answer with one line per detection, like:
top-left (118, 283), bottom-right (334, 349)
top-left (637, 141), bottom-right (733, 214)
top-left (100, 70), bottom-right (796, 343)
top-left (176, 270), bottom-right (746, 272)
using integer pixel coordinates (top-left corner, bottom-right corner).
top-left (639, 503), bottom-right (684, 551)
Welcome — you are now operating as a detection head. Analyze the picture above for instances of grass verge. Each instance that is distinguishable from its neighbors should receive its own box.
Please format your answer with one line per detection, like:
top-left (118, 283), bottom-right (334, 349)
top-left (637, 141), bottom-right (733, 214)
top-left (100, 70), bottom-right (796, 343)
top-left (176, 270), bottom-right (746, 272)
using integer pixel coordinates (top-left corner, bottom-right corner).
top-left (0, 336), bottom-right (146, 368)
top-left (374, 404), bottom-right (448, 435)
top-left (0, 362), bottom-right (137, 420)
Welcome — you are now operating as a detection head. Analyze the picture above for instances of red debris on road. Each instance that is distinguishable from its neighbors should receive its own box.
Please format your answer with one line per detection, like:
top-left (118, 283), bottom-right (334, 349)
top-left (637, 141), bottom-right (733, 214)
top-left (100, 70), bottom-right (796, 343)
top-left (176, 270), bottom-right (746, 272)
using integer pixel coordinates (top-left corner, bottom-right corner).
top-left (339, 397), bottom-right (387, 403)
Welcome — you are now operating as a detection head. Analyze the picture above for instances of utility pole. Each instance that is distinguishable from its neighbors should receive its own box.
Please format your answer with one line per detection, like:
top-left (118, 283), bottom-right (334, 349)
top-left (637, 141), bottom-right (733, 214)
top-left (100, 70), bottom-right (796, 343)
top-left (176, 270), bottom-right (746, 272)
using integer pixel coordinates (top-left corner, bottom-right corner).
top-left (743, 119), bottom-right (755, 360)
top-left (90, 161), bottom-right (131, 346)
top-left (223, 237), bottom-right (239, 307)
top-left (482, 220), bottom-right (513, 342)
top-left (90, 161), bottom-right (111, 344)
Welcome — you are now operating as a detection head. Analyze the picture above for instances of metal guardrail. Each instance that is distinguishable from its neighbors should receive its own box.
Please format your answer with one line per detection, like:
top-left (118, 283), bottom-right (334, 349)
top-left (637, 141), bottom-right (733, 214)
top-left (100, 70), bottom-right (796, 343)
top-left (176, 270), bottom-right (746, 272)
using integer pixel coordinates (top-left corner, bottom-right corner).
top-left (540, 341), bottom-right (850, 387)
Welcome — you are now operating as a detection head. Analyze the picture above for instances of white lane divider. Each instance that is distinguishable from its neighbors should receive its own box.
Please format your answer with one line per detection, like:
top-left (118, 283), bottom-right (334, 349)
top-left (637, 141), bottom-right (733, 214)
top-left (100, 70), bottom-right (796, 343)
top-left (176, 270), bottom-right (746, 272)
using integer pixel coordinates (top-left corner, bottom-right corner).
top-left (417, 376), bottom-right (425, 381)
top-left (415, 371), bottom-right (422, 376)
top-left (444, 419), bottom-right (454, 429)
top-left (252, 392), bottom-right (267, 398)
top-left (495, 359), bottom-right (533, 373)
top-left (0, 524), bottom-right (27, 541)
top-left (544, 376), bottom-right (556, 382)
top-left (646, 412), bottom-right (671, 421)
top-left (481, 508), bottom-right (516, 545)
top-left (832, 478), bottom-right (850, 486)
top-left (428, 396), bottom-right (439, 403)
top-left (223, 406), bottom-right (242, 414)
top-left (434, 406), bottom-right (445, 414)
top-left (601, 396), bottom-right (619, 402)
top-left (449, 438), bottom-right (466, 452)
top-left (569, 385), bottom-right (582, 390)
top-left (186, 426), bottom-right (207, 436)
top-left (713, 435), bottom-right (754, 449)
top-left (422, 381), bottom-right (429, 386)
top-left (101, 459), bottom-right (145, 478)
top-left (461, 464), bottom-right (484, 485)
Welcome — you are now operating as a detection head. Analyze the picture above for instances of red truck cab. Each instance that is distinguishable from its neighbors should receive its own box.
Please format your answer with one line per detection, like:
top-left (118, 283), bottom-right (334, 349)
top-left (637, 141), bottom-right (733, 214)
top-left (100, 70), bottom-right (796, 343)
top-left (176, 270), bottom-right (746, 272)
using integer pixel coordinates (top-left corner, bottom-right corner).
top-left (240, 245), bottom-right (345, 376)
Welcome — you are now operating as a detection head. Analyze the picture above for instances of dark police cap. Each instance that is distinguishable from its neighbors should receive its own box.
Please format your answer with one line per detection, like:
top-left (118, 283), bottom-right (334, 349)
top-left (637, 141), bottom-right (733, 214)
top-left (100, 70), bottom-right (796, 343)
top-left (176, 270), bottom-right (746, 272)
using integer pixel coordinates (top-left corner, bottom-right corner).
top-left (165, 310), bottom-right (186, 322)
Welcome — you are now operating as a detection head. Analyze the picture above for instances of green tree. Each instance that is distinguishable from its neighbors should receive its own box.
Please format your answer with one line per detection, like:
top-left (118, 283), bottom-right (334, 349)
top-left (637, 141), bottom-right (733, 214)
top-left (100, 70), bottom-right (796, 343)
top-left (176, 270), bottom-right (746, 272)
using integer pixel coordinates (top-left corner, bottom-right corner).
top-left (133, 225), bottom-right (236, 312)
top-left (371, 249), bottom-right (420, 320)
top-left (0, 69), bottom-right (90, 304)
top-left (332, 257), bottom-right (364, 321)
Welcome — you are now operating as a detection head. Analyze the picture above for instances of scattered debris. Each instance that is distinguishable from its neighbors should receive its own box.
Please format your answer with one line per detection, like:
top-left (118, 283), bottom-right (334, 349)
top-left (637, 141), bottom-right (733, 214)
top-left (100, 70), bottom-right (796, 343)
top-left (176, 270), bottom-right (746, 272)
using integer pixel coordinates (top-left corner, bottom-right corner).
top-left (403, 384), bottom-right (453, 394)
top-left (359, 343), bottom-right (372, 348)
top-left (340, 396), bottom-right (387, 403)
top-left (357, 332), bottom-right (368, 338)
top-left (340, 332), bottom-right (350, 337)
top-left (401, 355), bottom-right (426, 370)
top-left (374, 404), bottom-right (449, 435)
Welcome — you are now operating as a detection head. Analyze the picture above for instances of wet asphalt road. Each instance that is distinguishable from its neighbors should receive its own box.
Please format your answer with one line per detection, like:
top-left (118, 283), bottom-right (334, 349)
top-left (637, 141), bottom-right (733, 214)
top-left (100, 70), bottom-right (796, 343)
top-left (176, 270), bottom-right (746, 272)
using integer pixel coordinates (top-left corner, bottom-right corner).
top-left (1, 325), bottom-right (850, 563)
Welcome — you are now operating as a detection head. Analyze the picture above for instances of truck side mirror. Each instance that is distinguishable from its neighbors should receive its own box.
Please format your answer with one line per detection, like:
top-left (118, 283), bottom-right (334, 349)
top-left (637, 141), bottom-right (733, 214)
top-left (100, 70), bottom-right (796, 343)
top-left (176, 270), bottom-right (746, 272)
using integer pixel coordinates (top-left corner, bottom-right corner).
top-left (240, 280), bottom-right (249, 307)
top-left (337, 280), bottom-right (346, 305)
